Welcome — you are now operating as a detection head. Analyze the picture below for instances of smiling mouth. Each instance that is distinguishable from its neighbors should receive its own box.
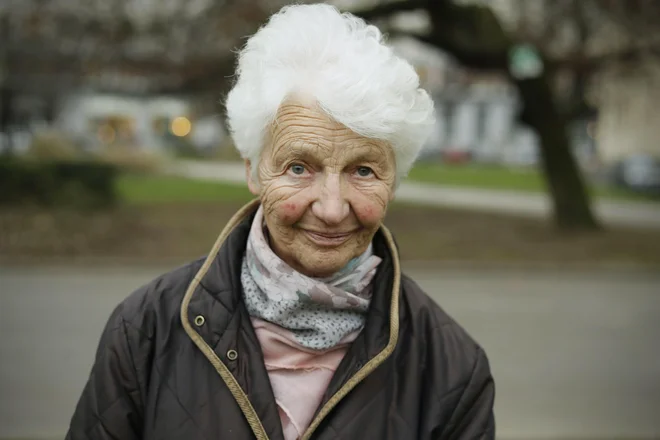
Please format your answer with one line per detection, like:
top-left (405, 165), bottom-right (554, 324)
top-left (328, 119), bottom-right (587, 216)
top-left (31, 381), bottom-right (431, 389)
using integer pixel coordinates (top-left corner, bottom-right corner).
top-left (304, 230), bottom-right (355, 246)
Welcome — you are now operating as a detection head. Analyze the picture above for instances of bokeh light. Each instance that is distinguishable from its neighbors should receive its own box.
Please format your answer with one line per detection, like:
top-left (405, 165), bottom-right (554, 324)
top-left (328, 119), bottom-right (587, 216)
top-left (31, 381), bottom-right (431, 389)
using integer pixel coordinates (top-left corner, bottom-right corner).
top-left (171, 117), bottom-right (192, 137)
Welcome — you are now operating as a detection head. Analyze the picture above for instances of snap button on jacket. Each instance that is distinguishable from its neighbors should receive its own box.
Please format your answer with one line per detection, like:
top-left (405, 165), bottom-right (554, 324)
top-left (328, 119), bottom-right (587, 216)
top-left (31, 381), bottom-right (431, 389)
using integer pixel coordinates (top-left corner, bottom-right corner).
top-left (66, 201), bottom-right (495, 440)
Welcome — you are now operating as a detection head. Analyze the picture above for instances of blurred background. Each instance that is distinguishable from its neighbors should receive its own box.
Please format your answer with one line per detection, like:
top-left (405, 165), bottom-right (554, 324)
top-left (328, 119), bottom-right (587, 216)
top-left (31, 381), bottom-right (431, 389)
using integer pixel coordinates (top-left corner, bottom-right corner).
top-left (1, 0), bottom-right (659, 439)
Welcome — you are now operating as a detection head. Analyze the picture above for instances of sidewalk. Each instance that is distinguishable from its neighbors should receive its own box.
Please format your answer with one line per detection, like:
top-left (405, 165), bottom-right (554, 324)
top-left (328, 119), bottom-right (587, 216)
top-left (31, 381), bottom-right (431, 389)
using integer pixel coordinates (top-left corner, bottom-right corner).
top-left (169, 160), bottom-right (660, 229)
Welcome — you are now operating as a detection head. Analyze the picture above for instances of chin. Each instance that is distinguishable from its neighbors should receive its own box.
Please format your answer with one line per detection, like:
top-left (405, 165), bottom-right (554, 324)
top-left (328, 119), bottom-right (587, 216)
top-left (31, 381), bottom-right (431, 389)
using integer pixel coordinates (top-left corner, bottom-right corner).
top-left (298, 253), bottom-right (348, 278)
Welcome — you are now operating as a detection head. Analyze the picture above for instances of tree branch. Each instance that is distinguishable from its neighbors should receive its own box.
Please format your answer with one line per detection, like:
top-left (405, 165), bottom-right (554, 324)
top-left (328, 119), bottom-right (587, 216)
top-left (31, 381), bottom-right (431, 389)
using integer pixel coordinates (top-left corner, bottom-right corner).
top-left (547, 37), bottom-right (660, 73)
top-left (348, 0), bottom-right (426, 21)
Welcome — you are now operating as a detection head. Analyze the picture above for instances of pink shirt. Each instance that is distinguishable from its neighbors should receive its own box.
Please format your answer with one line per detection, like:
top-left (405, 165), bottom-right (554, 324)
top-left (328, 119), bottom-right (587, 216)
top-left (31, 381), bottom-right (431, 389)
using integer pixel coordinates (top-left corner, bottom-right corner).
top-left (251, 317), bottom-right (359, 440)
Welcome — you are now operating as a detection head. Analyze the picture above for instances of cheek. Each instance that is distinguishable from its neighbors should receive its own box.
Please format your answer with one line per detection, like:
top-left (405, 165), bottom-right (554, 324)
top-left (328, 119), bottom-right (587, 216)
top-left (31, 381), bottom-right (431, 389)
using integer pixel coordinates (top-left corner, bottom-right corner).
top-left (351, 185), bottom-right (391, 226)
top-left (353, 199), bottom-right (386, 226)
top-left (261, 179), bottom-right (311, 225)
top-left (275, 200), bottom-right (307, 224)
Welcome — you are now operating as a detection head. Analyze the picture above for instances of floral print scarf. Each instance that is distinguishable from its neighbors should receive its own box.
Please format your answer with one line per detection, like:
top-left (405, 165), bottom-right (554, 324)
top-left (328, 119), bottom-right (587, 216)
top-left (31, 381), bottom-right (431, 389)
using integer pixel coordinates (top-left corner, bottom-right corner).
top-left (241, 206), bottom-right (382, 350)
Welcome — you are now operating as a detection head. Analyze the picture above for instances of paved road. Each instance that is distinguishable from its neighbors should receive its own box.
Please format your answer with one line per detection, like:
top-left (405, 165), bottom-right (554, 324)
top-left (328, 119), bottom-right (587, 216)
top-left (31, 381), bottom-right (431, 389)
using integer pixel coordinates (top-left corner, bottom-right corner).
top-left (170, 160), bottom-right (660, 229)
top-left (1, 266), bottom-right (660, 439)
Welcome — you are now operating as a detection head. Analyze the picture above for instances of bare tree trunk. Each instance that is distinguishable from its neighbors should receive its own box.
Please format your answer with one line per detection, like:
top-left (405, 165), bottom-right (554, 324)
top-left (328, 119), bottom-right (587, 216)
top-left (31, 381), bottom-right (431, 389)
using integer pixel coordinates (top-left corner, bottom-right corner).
top-left (0, 86), bottom-right (13, 154)
top-left (516, 75), bottom-right (598, 229)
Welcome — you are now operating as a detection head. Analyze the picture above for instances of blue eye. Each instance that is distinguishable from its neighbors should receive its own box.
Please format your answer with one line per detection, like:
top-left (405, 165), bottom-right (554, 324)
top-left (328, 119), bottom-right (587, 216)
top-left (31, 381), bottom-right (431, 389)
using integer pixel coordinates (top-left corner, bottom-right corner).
top-left (356, 166), bottom-right (373, 177)
top-left (290, 164), bottom-right (306, 175)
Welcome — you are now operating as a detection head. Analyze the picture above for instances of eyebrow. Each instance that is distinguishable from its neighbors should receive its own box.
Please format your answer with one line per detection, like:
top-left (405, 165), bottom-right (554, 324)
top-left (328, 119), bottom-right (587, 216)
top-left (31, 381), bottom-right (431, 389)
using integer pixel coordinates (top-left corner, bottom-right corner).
top-left (271, 137), bottom-right (391, 168)
top-left (272, 141), bottom-right (321, 167)
top-left (344, 144), bottom-right (391, 163)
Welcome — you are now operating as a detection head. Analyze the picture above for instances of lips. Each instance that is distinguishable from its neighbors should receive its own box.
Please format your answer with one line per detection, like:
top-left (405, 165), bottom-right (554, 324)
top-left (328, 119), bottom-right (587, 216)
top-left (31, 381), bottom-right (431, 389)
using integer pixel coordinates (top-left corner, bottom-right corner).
top-left (303, 230), bottom-right (355, 247)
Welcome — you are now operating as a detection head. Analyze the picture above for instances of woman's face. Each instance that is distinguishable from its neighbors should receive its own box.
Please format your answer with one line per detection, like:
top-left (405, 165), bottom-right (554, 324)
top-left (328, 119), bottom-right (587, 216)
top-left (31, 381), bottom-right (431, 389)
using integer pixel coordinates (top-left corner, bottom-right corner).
top-left (247, 100), bottom-right (396, 278)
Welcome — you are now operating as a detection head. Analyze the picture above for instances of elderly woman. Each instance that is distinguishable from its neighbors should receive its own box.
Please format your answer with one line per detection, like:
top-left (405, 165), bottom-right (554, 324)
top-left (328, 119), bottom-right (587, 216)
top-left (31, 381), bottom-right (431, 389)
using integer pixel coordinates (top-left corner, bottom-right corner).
top-left (67, 4), bottom-right (494, 440)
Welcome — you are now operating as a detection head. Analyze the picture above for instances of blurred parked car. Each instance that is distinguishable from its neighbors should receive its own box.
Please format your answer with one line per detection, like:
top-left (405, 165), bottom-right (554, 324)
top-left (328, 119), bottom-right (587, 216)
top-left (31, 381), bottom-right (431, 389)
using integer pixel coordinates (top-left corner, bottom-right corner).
top-left (612, 153), bottom-right (660, 197)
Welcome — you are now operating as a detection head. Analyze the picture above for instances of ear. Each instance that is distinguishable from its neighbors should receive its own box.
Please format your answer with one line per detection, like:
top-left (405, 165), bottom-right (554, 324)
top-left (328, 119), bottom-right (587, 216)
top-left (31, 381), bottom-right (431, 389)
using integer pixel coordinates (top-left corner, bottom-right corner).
top-left (245, 160), bottom-right (260, 196)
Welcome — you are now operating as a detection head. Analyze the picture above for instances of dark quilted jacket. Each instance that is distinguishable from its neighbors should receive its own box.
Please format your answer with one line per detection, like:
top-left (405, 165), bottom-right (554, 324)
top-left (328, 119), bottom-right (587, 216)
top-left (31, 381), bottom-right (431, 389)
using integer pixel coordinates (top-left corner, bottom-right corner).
top-left (66, 201), bottom-right (495, 440)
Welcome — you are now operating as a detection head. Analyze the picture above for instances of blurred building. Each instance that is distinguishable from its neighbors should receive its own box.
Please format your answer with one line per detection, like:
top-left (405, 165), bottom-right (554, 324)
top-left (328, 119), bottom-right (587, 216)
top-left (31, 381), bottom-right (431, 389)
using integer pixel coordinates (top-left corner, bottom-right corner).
top-left (57, 90), bottom-right (189, 151)
top-left (593, 59), bottom-right (660, 164)
top-left (387, 34), bottom-right (541, 166)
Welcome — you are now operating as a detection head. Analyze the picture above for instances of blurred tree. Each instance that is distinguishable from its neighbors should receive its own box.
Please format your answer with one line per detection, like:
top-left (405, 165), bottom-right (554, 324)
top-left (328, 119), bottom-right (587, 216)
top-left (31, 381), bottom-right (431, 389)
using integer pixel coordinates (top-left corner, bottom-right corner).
top-left (505, 0), bottom-right (660, 121)
top-left (0, 12), bottom-right (13, 154)
top-left (350, 0), bottom-right (660, 230)
top-left (0, 0), bottom-right (294, 148)
top-left (1, 0), bottom-right (292, 96)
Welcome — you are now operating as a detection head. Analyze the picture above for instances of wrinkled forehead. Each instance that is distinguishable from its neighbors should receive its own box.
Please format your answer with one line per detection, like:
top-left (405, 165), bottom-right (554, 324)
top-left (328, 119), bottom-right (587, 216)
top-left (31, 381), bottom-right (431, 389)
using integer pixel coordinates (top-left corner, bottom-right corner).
top-left (266, 100), bottom-right (394, 165)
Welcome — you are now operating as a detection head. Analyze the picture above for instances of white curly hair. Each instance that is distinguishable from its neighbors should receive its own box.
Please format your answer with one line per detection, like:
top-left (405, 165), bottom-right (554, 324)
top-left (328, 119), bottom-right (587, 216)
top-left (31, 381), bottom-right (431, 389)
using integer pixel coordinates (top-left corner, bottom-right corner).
top-left (225, 3), bottom-right (435, 184)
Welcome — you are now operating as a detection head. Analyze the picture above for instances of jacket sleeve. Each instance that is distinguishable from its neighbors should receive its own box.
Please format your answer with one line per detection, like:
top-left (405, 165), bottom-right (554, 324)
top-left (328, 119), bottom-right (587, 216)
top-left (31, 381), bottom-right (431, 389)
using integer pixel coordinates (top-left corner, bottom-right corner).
top-left (440, 347), bottom-right (495, 440)
top-left (65, 304), bottom-right (143, 440)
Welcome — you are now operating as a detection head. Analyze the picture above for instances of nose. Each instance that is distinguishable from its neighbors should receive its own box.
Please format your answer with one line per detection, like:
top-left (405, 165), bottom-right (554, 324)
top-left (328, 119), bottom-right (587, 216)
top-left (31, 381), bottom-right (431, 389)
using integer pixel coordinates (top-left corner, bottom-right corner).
top-left (311, 172), bottom-right (349, 225)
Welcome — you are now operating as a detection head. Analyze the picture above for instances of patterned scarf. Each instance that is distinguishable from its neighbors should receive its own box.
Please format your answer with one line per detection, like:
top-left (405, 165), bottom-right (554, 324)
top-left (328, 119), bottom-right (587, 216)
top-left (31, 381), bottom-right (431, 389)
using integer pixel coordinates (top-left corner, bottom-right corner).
top-left (241, 206), bottom-right (382, 350)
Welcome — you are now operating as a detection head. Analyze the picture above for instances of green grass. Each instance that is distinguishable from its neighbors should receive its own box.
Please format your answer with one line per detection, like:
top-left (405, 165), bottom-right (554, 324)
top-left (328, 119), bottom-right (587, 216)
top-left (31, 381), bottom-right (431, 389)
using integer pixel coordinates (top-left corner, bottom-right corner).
top-left (408, 163), bottom-right (547, 191)
top-left (116, 166), bottom-right (654, 206)
top-left (407, 162), bottom-right (654, 203)
top-left (116, 174), bottom-right (254, 204)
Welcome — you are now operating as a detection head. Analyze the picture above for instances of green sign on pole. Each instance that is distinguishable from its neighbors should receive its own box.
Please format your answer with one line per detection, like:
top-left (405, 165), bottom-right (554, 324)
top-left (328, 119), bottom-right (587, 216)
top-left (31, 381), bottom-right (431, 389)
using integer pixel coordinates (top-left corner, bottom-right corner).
top-left (509, 44), bottom-right (544, 80)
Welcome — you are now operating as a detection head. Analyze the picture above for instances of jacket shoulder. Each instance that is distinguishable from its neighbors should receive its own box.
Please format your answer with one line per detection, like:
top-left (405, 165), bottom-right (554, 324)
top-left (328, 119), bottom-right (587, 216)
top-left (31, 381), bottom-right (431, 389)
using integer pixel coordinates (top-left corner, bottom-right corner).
top-left (399, 273), bottom-right (495, 437)
top-left (399, 272), bottom-right (485, 372)
top-left (66, 258), bottom-right (207, 438)
top-left (115, 257), bottom-right (206, 333)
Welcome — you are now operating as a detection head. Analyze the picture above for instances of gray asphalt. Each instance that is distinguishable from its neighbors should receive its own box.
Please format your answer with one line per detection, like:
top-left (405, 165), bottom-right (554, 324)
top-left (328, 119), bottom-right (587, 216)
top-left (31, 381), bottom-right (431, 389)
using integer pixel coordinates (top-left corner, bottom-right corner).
top-left (1, 266), bottom-right (659, 439)
top-left (171, 160), bottom-right (660, 229)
